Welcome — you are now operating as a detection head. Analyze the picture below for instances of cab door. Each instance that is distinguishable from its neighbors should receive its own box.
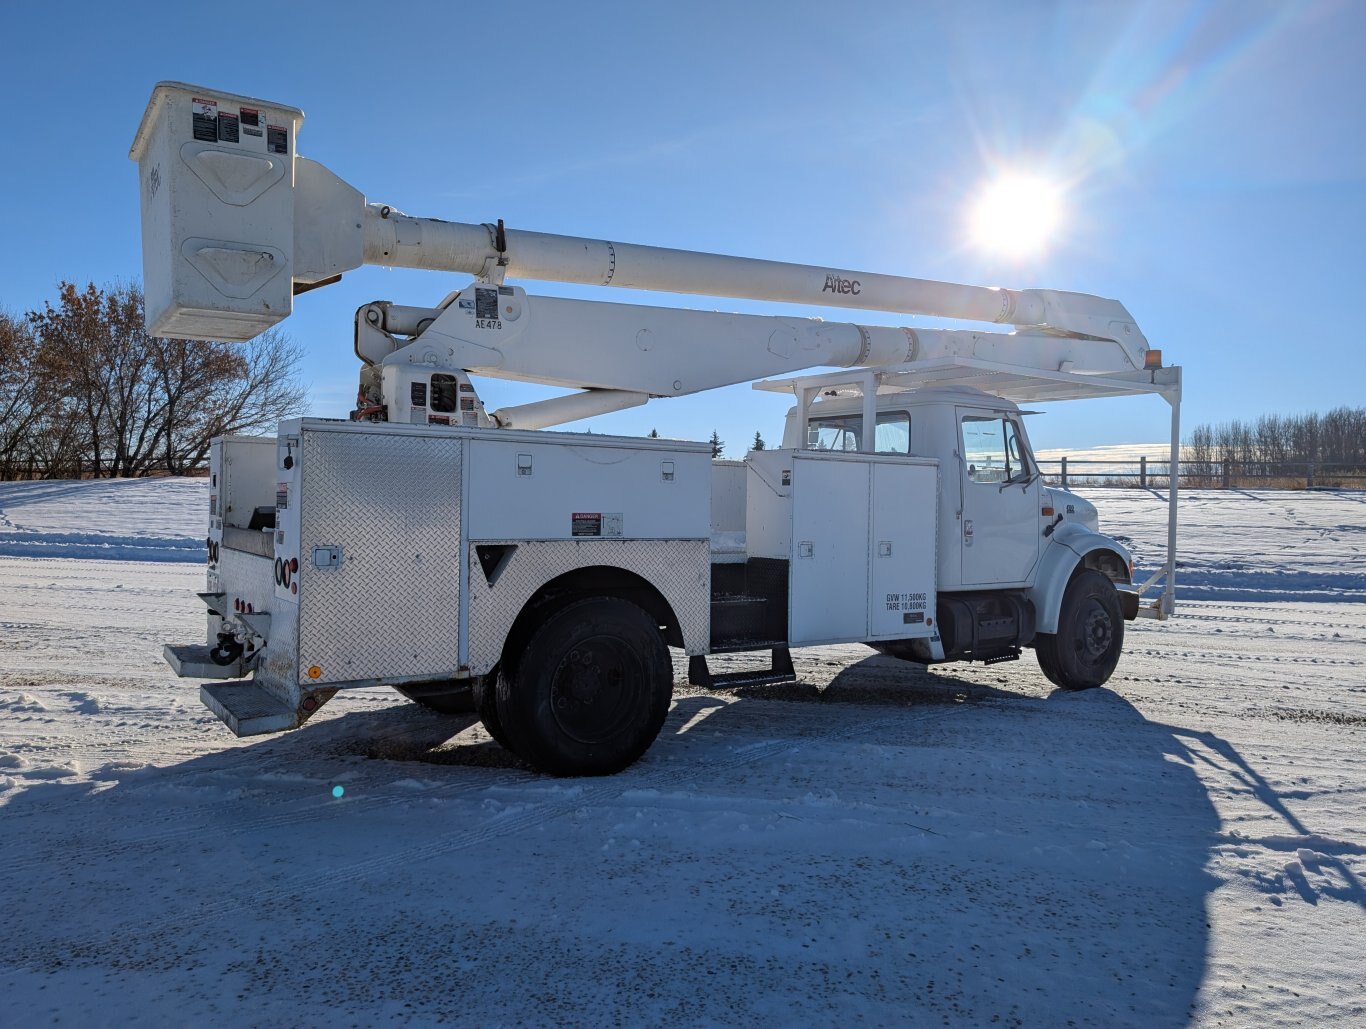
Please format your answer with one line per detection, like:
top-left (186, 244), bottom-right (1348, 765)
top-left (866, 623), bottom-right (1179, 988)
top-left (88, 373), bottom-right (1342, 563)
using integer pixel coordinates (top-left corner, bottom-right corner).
top-left (957, 409), bottom-right (1041, 586)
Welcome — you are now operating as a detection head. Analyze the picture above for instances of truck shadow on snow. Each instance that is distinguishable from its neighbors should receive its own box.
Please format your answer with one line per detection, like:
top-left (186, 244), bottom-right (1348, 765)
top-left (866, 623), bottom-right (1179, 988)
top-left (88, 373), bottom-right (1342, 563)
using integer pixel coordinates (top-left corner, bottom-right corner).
top-left (3, 660), bottom-right (1358, 1024)
top-left (314, 654), bottom-right (1362, 1021)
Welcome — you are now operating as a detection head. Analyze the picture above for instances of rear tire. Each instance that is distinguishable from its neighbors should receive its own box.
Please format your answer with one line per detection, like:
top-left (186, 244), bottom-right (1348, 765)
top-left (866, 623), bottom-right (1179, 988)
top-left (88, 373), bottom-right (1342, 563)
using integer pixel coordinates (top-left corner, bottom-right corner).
top-left (496, 596), bottom-right (672, 776)
top-left (473, 673), bottom-right (513, 750)
top-left (1035, 569), bottom-right (1124, 690)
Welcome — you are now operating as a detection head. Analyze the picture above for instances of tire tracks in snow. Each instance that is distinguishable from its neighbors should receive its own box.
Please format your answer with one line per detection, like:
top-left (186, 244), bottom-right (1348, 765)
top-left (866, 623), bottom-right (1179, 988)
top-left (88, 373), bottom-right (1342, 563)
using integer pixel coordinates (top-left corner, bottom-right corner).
top-left (193, 704), bottom-right (962, 917)
top-left (1131, 647), bottom-right (1364, 668)
top-left (0, 708), bottom-right (519, 850)
top-left (3, 704), bottom-right (963, 963)
top-left (1174, 612), bottom-right (1364, 632)
top-left (0, 762), bottom-right (529, 878)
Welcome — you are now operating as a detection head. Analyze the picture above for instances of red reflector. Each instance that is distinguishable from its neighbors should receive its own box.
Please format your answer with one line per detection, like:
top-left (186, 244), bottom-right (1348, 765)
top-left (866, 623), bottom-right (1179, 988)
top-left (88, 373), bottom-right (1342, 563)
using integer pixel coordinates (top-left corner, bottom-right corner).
top-left (291, 583), bottom-right (297, 594)
top-left (289, 558), bottom-right (298, 573)
top-left (1042, 506), bottom-right (1054, 517)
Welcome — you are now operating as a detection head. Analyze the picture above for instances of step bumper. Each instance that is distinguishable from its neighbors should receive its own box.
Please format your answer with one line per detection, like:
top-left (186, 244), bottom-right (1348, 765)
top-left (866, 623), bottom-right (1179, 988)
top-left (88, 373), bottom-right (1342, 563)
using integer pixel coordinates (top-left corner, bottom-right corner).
top-left (200, 681), bottom-right (297, 737)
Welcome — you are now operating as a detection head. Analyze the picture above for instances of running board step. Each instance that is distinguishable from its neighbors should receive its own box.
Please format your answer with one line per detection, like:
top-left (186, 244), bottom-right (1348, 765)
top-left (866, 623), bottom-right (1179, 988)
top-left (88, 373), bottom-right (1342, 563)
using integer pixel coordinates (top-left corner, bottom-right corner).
top-left (200, 681), bottom-right (296, 737)
top-left (982, 648), bottom-right (1021, 665)
top-left (689, 647), bottom-right (796, 690)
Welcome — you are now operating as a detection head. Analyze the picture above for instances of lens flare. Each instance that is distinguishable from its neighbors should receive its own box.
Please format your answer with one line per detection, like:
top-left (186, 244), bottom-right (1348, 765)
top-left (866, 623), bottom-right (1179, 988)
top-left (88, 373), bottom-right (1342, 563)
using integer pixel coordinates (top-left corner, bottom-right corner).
top-left (969, 173), bottom-right (1064, 258)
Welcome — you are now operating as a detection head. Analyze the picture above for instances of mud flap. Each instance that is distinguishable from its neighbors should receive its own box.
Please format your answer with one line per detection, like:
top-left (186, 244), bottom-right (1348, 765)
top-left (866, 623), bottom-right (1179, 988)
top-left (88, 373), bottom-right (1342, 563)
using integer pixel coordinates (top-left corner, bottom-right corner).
top-left (1117, 588), bottom-right (1140, 621)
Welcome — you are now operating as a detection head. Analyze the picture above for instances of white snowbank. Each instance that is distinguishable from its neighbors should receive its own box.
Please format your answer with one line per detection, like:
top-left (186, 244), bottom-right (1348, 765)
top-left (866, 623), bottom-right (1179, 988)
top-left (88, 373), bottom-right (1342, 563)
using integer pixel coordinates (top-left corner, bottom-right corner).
top-left (0, 477), bottom-right (205, 562)
top-left (1082, 487), bottom-right (1366, 603)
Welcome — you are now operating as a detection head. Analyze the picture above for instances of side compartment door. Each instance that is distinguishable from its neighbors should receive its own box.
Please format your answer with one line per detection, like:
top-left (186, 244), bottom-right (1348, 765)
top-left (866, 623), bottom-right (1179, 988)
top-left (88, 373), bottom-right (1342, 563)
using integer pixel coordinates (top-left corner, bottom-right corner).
top-left (958, 410), bottom-right (1041, 586)
top-left (869, 460), bottom-right (938, 639)
top-left (789, 457), bottom-right (870, 644)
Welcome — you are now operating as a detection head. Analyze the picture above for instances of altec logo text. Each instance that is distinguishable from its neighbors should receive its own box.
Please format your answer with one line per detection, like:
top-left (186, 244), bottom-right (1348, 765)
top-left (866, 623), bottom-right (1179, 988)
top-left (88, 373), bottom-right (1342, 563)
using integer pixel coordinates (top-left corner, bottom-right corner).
top-left (822, 274), bottom-right (861, 295)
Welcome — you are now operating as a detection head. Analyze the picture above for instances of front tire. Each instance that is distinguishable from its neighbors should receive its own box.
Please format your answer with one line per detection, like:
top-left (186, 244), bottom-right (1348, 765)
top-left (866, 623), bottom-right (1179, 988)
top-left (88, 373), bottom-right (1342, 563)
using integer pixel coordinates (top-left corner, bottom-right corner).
top-left (496, 597), bottom-right (673, 776)
top-left (1035, 569), bottom-right (1124, 690)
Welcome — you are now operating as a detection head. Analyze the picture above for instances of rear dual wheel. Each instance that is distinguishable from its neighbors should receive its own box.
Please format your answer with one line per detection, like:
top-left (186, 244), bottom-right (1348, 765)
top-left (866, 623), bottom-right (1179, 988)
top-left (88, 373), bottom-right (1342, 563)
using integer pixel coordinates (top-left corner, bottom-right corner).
top-left (1035, 569), bottom-right (1125, 690)
top-left (496, 596), bottom-right (672, 776)
top-left (473, 674), bottom-right (511, 750)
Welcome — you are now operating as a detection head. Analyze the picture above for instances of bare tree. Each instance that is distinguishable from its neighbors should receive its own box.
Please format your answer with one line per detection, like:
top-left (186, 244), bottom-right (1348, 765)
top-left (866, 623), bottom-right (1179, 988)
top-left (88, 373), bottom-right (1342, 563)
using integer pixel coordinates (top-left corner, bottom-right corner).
top-left (178, 330), bottom-right (306, 472)
top-left (30, 282), bottom-right (155, 477)
top-left (0, 310), bottom-right (44, 478)
top-left (24, 281), bottom-right (305, 478)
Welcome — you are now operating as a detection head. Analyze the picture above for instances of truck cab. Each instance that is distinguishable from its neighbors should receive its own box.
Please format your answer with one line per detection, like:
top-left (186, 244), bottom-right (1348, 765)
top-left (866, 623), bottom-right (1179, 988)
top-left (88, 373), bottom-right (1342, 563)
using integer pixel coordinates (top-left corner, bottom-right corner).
top-left (763, 379), bottom-right (1139, 679)
top-left (782, 385), bottom-right (1049, 592)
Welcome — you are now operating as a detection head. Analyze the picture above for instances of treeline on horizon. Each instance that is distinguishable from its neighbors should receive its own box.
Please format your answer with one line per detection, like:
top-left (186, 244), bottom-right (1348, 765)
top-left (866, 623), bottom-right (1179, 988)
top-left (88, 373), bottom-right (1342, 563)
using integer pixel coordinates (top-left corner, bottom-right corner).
top-left (0, 281), bottom-right (305, 480)
top-left (1183, 407), bottom-right (1366, 473)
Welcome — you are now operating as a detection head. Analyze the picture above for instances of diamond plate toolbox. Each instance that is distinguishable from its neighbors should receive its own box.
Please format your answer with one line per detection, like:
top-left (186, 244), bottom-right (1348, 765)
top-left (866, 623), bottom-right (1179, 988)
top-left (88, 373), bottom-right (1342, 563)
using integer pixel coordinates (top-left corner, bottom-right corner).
top-left (466, 538), bottom-right (711, 673)
top-left (297, 426), bottom-right (462, 684)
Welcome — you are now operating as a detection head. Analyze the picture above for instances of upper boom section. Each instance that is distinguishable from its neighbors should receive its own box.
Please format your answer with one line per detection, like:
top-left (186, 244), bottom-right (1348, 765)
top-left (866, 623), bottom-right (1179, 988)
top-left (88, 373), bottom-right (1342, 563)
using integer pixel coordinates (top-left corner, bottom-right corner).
top-left (130, 82), bottom-right (1147, 361)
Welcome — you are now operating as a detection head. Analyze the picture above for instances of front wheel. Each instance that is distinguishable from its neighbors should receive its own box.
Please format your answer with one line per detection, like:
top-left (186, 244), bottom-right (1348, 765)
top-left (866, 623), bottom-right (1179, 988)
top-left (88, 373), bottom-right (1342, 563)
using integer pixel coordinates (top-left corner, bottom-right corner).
top-left (1035, 569), bottom-right (1125, 690)
top-left (496, 596), bottom-right (673, 776)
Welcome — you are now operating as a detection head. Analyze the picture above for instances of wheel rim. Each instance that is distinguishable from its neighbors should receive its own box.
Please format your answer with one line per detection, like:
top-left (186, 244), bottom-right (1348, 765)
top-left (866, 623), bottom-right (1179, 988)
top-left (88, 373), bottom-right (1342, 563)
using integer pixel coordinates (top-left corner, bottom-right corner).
top-left (548, 634), bottom-right (641, 744)
top-left (1076, 600), bottom-right (1114, 664)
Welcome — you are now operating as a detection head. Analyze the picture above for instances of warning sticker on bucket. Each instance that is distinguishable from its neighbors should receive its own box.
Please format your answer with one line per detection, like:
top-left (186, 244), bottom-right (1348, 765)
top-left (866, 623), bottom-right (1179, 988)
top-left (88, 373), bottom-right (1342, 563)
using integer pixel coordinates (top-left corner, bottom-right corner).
top-left (192, 98), bottom-right (218, 142)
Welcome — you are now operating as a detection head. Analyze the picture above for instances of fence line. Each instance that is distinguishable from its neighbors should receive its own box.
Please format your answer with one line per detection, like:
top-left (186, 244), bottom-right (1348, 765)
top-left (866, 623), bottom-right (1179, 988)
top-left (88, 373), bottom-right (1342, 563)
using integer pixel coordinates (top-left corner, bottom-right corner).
top-left (1037, 458), bottom-right (1366, 490)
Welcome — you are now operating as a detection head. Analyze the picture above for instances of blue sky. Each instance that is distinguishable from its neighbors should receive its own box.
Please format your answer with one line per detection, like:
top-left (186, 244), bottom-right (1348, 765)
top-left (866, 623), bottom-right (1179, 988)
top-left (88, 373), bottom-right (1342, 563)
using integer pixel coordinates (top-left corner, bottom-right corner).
top-left (2, 0), bottom-right (1361, 455)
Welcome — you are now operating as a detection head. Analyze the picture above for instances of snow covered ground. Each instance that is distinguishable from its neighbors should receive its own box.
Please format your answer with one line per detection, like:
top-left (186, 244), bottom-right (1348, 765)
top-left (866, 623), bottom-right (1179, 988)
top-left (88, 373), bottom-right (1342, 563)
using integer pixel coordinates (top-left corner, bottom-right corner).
top-left (0, 478), bottom-right (204, 562)
top-left (0, 480), bottom-right (1363, 1025)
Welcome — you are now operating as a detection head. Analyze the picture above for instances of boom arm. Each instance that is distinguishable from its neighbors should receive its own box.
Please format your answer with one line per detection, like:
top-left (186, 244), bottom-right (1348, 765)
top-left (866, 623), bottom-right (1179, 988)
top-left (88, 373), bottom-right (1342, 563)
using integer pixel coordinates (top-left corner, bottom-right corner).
top-left (354, 287), bottom-right (1153, 429)
top-left (131, 82), bottom-right (1151, 366)
top-left (360, 206), bottom-right (1148, 353)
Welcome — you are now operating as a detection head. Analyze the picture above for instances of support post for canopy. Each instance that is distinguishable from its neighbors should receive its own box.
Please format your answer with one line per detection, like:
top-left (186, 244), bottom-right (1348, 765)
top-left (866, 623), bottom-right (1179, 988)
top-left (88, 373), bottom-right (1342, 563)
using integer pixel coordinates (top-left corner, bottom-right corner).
top-left (1163, 373), bottom-right (1182, 619)
top-left (861, 371), bottom-right (877, 454)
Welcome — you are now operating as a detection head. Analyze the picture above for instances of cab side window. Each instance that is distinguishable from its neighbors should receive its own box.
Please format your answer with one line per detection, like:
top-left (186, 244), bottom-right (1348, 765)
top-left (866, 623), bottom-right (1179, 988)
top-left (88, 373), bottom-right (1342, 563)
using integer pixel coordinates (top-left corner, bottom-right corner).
top-left (874, 412), bottom-right (910, 454)
top-left (808, 416), bottom-right (861, 452)
top-left (808, 411), bottom-right (911, 453)
top-left (962, 415), bottom-right (1030, 483)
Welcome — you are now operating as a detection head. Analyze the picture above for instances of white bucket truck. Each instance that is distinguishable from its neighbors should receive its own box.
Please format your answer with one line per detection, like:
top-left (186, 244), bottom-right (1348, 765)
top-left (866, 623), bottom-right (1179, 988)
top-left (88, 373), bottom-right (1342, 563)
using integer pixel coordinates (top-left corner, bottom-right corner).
top-left (134, 83), bottom-right (1181, 775)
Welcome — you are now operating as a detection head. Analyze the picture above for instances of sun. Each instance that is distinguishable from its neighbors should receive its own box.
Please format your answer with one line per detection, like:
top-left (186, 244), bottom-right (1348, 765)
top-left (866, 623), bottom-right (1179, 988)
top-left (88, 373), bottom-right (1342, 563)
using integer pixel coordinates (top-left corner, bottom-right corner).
top-left (968, 173), bottom-right (1064, 259)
